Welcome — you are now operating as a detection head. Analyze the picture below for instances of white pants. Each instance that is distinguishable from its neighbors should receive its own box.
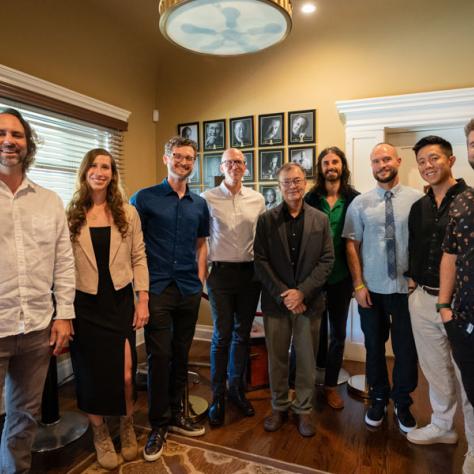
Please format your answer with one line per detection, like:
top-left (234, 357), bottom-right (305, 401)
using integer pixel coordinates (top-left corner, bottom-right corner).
top-left (409, 286), bottom-right (474, 448)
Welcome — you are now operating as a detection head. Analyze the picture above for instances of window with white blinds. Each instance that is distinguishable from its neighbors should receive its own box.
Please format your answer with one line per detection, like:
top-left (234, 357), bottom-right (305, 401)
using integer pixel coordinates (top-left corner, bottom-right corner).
top-left (1, 99), bottom-right (124, 206)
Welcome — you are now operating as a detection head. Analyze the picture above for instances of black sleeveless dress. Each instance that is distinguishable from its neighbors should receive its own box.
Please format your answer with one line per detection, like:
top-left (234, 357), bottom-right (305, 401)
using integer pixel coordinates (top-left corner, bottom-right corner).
top-left (70, 226), bottom-right (136, 416)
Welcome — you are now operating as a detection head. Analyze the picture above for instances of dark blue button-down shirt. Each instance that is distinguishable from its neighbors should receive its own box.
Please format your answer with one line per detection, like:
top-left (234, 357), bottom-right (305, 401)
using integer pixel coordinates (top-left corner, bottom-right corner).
top-left (130, 179), bottom-right (210, 296)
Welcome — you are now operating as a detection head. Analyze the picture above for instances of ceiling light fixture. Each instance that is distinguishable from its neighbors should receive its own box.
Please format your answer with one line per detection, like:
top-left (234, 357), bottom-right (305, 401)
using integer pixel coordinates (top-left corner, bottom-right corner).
top-left (301, 3), bottom-right (316, 14)
top-left (159, 0), bottom-right (293, 56)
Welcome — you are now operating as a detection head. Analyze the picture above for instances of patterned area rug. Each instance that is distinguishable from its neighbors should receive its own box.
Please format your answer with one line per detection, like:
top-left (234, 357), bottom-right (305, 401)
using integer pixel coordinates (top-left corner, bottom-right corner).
top-left (71, 430), bottom-right (327, 474)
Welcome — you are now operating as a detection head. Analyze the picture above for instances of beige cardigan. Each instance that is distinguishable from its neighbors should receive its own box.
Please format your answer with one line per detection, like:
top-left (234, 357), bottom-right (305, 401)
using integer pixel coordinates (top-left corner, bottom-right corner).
top-left (73, 204), bottom-right (149, 295)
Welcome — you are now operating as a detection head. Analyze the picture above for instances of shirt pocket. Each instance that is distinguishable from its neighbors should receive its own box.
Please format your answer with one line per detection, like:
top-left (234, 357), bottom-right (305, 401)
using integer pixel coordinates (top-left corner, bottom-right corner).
top-left (32, 215), bottom-right (55, 245)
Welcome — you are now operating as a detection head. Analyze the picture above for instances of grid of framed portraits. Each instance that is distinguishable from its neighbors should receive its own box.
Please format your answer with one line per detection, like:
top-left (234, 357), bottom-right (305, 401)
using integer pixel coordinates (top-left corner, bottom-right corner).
top-left (176, 109), bottom-right (316, 201)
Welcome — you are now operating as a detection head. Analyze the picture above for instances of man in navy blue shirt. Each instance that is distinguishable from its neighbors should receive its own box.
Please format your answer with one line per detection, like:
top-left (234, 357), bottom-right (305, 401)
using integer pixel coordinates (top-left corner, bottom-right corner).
top-left (131, 136), bottom-right (209, 462)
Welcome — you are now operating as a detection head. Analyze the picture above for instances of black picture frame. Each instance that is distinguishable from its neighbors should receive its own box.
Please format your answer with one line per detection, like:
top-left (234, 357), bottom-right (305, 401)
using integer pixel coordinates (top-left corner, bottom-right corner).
top-left (288, 109), bottom-right (316, 144)
top-left (203, 153), bottom-right (223, 187)
top-left (188, 155), bottom-right (201, 184)
top-left (203, 119), bottom-right (226, 152)
top-left (230, 115), bottom-right (254, 148)
top-left (177, 122), bottom-right (200, 151)
top-left (259, 184), bottom-right (282, 210)
top-left (259, 148), bottom-right (284, 181)
top-left (259, 113), bottom-right (284, 147)
top-left (289, 146), bottom-right (315, 177)
top-left (242, 150), bottom-right (254, 182)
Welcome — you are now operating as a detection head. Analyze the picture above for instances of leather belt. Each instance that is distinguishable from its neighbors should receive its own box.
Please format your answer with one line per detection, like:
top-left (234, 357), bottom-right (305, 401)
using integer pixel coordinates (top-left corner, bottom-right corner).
top-left (420, 284), bottom-right (439, 297)
top-left (212, 261), bottom-right (254, 269)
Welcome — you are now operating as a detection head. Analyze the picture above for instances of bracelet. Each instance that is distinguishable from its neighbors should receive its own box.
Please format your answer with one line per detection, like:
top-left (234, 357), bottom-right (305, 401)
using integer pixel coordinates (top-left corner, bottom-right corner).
top-left (436, 303), bottom-right (451, 313)
top-left (354, 283), bottom-right (365, 291)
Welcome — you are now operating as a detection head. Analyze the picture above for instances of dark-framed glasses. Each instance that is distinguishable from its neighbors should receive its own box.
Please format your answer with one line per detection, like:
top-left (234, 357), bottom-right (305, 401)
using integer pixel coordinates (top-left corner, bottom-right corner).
top-left (172, 152), bottom-right (196, 163)
top-left (221, 159), bottom-right (245, 168)
top-left (279, 178), bottom-right (305, 188)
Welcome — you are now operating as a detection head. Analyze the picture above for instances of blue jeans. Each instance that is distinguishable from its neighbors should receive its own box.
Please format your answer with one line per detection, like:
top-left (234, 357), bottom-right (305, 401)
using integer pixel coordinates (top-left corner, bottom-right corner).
top-left (207, 262), bottom-right (261, 397)
top-left (358, 292), bottom-right (417, 406)
top-left (0, 327), bottom-right (51, 474)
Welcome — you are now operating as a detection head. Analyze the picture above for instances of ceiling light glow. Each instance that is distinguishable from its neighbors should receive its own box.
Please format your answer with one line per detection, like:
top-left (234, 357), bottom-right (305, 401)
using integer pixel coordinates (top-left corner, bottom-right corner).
top-left (301, 3), bottom-right (316, 14)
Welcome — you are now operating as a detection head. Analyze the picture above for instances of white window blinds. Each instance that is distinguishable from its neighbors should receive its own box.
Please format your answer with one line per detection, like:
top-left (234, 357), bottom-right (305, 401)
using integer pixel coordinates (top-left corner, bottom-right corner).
top-left (1, 99), bottom-right (124, 206)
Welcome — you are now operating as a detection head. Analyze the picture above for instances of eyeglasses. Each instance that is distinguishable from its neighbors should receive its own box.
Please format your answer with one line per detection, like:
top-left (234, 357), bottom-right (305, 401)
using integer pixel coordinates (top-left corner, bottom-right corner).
top-left (279, 178), bottom-right (305, 188)
top-left (171, 152), bottom-right (196, 163)
top-left (221, 160), bottom-right (245, 167)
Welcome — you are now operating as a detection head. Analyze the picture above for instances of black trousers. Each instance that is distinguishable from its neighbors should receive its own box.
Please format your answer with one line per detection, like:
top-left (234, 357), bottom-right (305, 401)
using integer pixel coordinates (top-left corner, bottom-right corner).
top-left (316, 277), bottom-right (353, 386)
top-left (146, 283), bottom-right (201, 429)
top-left (358, 292), bottom-right (418, 406)
top-left (445, 318), bottom-right (474, 407)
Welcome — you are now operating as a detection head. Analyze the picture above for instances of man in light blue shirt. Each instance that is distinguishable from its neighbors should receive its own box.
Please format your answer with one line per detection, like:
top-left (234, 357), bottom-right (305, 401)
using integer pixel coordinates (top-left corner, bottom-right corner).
top-left (343, 143), bottom-right (421, 433)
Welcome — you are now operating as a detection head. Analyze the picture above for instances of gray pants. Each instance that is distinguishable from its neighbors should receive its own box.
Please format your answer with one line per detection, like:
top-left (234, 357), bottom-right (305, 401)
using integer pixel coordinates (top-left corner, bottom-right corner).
top-left (264, 312), bottom-right (320, 414)
top-left (409, 287), bottom-right (474, 448)
top-left (0, 327), bottom-right (51, 474)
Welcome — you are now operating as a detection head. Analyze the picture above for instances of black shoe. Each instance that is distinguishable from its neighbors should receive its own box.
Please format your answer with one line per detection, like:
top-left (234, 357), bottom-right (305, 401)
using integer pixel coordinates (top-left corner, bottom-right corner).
top-left (395, 405), bottom-right (417, 433)
top-left (228, 390), bottom-right (255, 417)
top-left (209, 396), bottom-right (226, 426)
top-left (169, 412), bottom-right (205, 437)
top-left (143, 427), bottom-right (167, 462)
top-left (365, 400), bottom-right (387, 428)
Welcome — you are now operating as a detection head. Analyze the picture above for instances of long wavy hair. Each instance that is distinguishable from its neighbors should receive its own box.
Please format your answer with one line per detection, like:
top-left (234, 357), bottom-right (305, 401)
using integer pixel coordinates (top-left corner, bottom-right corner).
top-left (311, 146), bottom-right (353, 197)
top-left (67, 148), bottom-right (128, 241)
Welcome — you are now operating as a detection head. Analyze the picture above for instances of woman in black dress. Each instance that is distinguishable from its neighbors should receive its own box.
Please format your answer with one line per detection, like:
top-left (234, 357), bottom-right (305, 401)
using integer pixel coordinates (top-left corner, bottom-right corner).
top-left (67, 148), bottom-right (149, 469)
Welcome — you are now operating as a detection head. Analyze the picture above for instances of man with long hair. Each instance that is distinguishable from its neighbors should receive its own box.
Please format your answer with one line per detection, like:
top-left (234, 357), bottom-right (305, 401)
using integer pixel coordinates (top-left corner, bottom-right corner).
top-left (0, 108), bottom-right (75, 473)
top-left (131, 136), bottom-right (209, 462)
top-left (305, 147), bottom-right (359, 409)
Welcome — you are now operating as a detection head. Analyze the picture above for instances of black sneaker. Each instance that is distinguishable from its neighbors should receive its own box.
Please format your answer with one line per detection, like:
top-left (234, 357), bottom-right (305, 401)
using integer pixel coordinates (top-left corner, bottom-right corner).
top-left (365, 400), bottom-right (387, 427)
top-left (168, 412), bottom-right (205, 437)
top-left (395, 405), bottom-right (417, 433)
top-left (143, 427), bottom-right (167, 462)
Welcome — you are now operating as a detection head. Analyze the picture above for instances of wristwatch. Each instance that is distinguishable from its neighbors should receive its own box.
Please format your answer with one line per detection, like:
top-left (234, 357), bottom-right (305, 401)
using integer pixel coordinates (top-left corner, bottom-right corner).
top-left (436, 303), bottom-right (451, 312)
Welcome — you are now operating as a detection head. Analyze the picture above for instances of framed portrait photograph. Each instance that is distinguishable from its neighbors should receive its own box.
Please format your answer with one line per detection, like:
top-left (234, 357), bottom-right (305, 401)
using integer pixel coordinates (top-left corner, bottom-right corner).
top-left (188, 155), bottom-right (201, 184)
top-left (259, 149), bottom-right (284, 181)
top-left (288, 109), bottom-right (316, 144)
top-left (242, 150), bottom-right (254, 182)
top-left (203, 119), bottom-right (226, 152)
top-left (259, 113), bottom-right (284, 147)
top-left (177, 122), bottom-right (200, 151)
top-left (230, 116), bottom-right (254, 148)
top-left (290, 146), bottom-right (315, 177)
top-left (203, 153), bottom-right (223, 187)
top-left (259, 184), bottom-right (282, 210)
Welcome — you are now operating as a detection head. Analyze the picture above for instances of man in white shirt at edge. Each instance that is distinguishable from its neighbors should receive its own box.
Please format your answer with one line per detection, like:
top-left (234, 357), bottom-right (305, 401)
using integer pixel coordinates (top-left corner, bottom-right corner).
top-left (0, 108), bottom-right (75, 474)
top-left (202, 148), bottom-right (265, 426)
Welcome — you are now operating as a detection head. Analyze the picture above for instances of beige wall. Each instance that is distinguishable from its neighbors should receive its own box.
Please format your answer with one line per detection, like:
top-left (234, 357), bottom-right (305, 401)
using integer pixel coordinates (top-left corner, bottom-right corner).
top-left (1, 0), bottom-right (159, 195)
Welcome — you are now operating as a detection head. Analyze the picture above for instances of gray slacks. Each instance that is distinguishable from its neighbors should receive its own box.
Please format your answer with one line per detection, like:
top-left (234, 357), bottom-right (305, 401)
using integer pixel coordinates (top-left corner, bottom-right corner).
top-left (264, 312), bottom-right (321, 414)
top-left (0, 327), bottom-right (51, 474)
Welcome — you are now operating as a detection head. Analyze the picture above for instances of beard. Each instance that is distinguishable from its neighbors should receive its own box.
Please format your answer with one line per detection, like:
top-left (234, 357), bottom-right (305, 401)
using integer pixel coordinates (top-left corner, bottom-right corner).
top-left (469, 158), bottom-right (474, 170)
top-left (374, 168), bottom-right (398, 184)
top-left (324, 169), bottom-right (341, 182)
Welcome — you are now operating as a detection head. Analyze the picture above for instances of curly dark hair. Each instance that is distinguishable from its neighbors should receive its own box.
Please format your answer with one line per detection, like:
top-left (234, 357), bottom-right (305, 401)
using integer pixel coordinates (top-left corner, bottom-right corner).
top-left (66, 148), bottom-right (128, 241)
top-left (311, 146), bottom-right (352, 197)
top-left (0, 107), bottom-right (38, 172)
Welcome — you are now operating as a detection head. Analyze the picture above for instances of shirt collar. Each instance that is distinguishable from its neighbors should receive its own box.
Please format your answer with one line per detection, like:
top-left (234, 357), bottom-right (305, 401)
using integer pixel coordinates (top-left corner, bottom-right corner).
top-left (426, 178), bottom-right (467, 200)
top-left (282, 201), bottom-right (305, 219)
top-left (162, 178), bottom-right (193, 200)
top-left (219, 180), bottom-right (245, 197)
top-left (376, 182), bottom-right (401, 197)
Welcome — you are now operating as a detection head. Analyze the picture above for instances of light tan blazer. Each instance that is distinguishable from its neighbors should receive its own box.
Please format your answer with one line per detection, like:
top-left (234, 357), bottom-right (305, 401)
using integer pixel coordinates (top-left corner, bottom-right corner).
top-left (73, 203), bottom-right (149, 295)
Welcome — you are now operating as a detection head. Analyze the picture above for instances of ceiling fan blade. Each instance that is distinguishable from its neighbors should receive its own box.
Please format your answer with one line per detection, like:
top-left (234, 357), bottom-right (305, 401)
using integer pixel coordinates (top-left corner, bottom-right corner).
top-left (221, 7), bottom-right (240, 28)
top-left (181, 23), bottom-right (217, 35)
top-left (247, 23), bottom-right (284, 35)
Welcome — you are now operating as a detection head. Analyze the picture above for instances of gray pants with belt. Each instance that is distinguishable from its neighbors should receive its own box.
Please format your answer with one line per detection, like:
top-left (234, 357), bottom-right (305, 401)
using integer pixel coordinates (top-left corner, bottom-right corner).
top-left (0, 327), bottom-right (51, 474)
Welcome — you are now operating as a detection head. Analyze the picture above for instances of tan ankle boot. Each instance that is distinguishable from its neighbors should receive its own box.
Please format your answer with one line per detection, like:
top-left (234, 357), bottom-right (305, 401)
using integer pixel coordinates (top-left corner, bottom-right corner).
top-left (92, 422), bottom-right (118, 470)
top-left (120, 415), bottom-right (138, 461)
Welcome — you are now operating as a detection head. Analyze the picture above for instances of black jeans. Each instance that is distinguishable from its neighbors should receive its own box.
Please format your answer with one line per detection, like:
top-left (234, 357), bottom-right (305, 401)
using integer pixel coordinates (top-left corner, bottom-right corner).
top-left (445, 318), bottom-right (474, 407)
top-left (316, 277), bottom-right (353, 387)
top-left (358, 292), bottom-right (418, 406)
top-left (146, 283), bottom-right (201, 429)
top-left (207, 262), bottom-right (261, 397)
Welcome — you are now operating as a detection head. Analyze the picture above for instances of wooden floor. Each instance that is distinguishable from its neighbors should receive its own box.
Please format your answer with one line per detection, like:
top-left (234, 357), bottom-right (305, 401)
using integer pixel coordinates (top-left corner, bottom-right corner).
top-left (30, 340), bottom-right (467, 474)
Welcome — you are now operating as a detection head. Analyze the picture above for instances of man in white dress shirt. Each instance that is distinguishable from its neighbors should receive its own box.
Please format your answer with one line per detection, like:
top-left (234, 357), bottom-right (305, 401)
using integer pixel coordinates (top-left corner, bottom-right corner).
top-left (202, 148), bottom-right (265, 426)
top-left (0, 108), bottom-right (75, 474)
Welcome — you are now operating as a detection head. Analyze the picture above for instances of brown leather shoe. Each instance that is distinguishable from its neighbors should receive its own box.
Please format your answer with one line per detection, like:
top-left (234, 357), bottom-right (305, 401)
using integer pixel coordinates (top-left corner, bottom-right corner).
top-left (264, 410), bottom-right (288, 432)
top-left (325, 387), bottom-right (344, 409)
top-left (296, 413), bottom-right (315, 437)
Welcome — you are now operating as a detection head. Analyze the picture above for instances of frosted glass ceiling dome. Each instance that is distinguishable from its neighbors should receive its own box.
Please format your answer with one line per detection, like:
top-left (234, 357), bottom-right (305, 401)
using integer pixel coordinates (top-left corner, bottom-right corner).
top-left (159, 0), bottom-right (293, 56)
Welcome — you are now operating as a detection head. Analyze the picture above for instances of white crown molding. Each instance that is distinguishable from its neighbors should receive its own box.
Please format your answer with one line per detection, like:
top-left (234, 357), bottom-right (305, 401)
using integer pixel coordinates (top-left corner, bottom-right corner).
top-left (0, 64), bottom-right (130, 122)
top-left (336, 87), bottom-right (474, 131)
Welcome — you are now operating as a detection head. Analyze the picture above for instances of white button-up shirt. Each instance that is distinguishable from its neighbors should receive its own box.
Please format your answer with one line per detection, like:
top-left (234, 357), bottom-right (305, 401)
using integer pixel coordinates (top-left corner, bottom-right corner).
top-left (0, 177), bottom-right (75, 337)
top-left (202, 182), bottom-right (265, 262)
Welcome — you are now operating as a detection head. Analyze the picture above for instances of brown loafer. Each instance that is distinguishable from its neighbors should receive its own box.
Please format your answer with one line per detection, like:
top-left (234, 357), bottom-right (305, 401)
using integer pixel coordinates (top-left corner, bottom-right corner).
top-left (296, 413), bottom-right (315, 437)
top-left (264, 410), bottom-right (288, 432)
top-left (325, 387), bottom-right (344, 409)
